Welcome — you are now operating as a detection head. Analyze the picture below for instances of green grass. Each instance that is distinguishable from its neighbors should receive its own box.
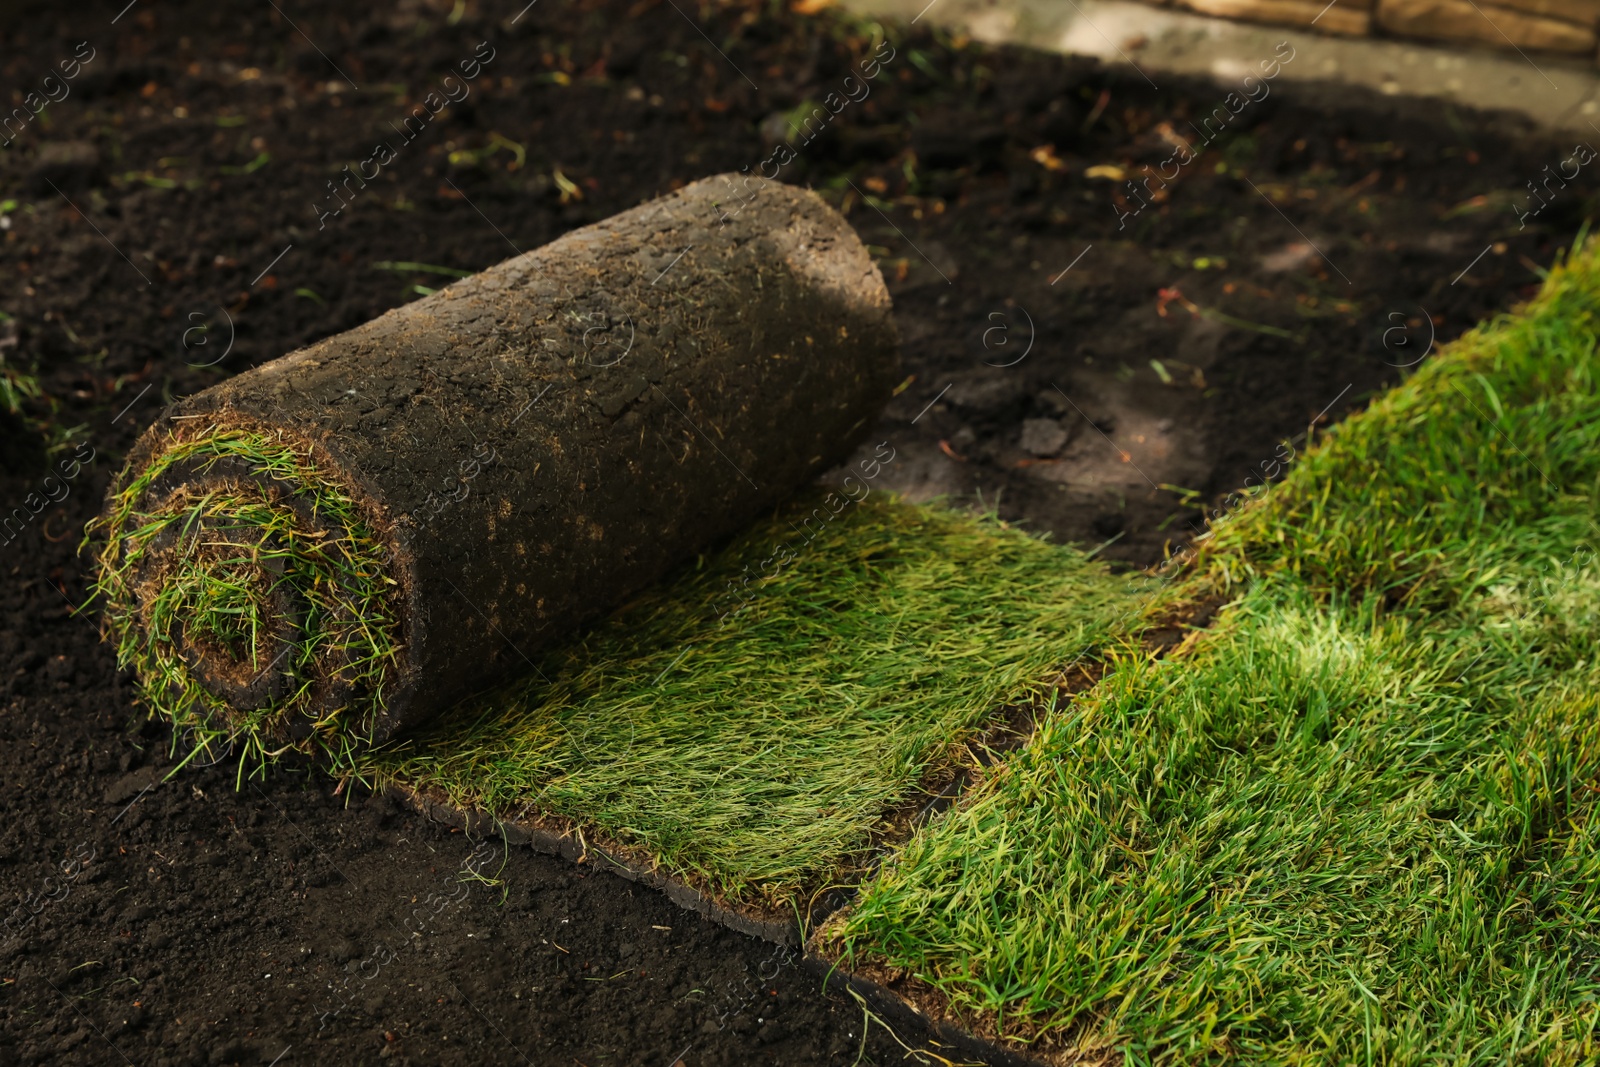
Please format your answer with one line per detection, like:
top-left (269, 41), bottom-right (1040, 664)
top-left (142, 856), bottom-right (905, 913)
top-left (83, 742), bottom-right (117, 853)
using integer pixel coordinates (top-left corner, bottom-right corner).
top-left (88, 428), bottom-right (403, 776)
top-left (356, 496), bottom-right (1155, 908)
top-left (0, 349), bottom-right (41, 417)
top-left (822, 239), bottom-right (1600, 1063)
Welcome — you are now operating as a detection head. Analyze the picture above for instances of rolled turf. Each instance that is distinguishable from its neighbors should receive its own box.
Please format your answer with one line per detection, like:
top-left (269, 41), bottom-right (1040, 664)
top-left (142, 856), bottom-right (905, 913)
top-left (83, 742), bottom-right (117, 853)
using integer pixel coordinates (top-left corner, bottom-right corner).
top-left (87, 175), bottom-right (899, 770)
top-left (819, 238), bottom-right (1600, 1063)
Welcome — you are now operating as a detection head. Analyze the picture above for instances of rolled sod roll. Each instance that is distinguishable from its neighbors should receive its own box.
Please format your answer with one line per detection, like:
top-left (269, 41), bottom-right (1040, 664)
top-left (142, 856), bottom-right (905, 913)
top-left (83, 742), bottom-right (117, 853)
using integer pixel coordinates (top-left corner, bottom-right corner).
top-left (91, 175), bottom-right (898, 766)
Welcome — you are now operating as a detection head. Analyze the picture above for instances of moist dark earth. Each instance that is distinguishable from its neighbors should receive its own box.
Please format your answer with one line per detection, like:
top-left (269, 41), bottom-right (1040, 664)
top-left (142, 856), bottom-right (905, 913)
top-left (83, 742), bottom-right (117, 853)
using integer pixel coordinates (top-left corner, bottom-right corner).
top-left (0, 0), bottom-right (1589, 1063)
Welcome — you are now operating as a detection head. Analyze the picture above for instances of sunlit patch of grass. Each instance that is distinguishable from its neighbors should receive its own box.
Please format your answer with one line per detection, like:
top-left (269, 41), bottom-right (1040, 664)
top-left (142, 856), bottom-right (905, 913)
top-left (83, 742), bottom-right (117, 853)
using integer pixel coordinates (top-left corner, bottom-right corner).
top-left (822, 236), bottom-right (1600, 1062)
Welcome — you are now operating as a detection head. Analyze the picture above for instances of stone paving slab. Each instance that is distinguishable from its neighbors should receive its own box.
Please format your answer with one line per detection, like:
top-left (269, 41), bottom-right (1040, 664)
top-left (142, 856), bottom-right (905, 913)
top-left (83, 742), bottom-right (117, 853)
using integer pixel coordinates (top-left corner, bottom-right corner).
top-left (846, 0), bottom-right (1600, 133)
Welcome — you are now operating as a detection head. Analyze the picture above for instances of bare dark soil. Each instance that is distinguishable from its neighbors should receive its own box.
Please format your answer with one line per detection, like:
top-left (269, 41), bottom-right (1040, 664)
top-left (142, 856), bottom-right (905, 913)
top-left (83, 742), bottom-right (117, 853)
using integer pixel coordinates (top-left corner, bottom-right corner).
top-left (0, 0), bottom-right (1587, 1063)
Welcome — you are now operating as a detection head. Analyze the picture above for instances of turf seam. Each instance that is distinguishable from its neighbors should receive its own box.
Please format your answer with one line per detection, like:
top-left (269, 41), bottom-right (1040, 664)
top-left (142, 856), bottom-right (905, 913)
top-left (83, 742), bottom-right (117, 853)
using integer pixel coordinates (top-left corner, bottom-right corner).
top-left (802, 592), bottom-right (1232, 938)
top-left (799, 592), bottom-right (1234, 1066)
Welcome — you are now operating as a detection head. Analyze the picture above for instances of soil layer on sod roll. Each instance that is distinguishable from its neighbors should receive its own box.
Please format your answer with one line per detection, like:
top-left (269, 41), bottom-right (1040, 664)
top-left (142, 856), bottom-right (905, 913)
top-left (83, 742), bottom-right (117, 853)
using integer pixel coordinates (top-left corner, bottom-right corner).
top-left (88, 176), bottom-right (899, 768)
top-left (3, 0), bottom-right (1597, 1063)
top-left (818, 241), bottom-right (1600, 1063)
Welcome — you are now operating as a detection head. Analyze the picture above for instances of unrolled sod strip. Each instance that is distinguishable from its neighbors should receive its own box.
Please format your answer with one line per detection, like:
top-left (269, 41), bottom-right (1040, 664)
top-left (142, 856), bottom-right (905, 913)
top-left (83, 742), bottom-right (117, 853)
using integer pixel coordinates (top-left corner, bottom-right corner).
top-left (90, 175), bottom-right (900, 769)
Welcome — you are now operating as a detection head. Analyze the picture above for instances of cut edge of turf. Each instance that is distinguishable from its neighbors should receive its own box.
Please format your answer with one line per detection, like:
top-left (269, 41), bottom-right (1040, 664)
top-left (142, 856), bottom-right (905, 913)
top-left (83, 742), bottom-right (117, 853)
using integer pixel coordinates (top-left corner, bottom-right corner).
top-left (401, 774), bottom-right (1063, 1067)
top-left (801, 598), bottom-right (1239, 1066)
